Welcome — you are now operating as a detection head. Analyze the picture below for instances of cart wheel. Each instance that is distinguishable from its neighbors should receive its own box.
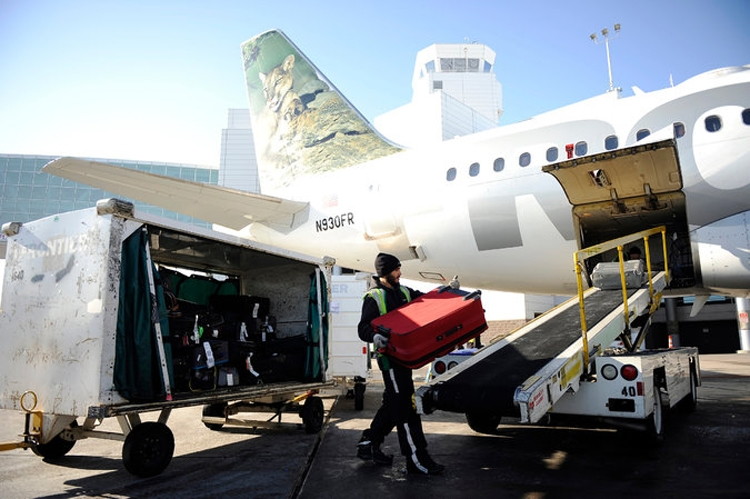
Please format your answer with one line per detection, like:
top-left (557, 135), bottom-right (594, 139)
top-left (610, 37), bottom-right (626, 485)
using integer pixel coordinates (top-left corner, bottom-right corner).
top-left (465, 411), bottom-right (500, 434)
top-left (301, 396), bottom-right (324, 434)
top-left (122, 422), bottom-right (174, 477)
top-left (646, 385), bottom-right (666, 442)
top-left (354, 382), bottom-right (366, 411)
top-left (32, 420), bottom-right (78, 459)
top-left (202, 402), bottom-right (227, 431)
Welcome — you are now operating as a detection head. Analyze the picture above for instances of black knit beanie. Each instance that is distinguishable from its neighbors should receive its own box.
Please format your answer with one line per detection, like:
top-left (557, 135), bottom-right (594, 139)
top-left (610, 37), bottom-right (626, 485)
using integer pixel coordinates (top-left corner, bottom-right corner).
top-left (374, 253), bottom-right (401, 277)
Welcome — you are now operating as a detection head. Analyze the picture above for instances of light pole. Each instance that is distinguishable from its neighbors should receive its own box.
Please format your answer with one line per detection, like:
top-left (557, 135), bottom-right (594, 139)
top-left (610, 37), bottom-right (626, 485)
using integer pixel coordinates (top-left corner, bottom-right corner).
top-left (590, 23), bottom-right (621, 92)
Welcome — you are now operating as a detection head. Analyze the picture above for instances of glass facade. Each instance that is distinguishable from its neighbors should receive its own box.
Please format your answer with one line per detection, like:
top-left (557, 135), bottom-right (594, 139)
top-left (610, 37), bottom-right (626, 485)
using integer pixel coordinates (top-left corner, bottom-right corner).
top-left (0, 154), bottom-right (218, 228)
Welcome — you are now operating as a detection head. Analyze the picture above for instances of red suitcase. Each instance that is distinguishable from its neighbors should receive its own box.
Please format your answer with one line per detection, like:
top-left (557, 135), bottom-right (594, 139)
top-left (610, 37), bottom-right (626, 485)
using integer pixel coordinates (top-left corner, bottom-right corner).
top-left (370, 287), bottom-right (488, 369)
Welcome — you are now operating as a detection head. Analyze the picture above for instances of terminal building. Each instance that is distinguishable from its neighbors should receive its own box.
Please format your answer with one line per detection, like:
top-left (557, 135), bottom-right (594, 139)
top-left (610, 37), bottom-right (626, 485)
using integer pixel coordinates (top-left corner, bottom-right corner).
top-left (0, 41), bottom-right (743, 350)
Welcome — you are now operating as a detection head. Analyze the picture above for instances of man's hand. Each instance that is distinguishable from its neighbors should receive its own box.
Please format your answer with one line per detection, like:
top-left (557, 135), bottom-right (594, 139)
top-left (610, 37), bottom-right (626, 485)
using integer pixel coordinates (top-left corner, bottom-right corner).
top-left (373, 333), bottom-right (389, 350)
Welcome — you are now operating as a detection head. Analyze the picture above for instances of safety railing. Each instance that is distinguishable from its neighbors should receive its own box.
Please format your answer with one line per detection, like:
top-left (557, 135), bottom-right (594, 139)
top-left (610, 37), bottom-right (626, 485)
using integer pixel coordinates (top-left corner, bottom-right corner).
top-left (573, 226), bottom-right (670, 371)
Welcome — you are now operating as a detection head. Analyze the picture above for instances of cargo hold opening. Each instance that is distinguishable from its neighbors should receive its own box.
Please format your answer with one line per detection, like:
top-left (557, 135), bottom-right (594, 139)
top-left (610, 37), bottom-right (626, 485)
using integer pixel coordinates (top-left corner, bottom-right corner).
top-left (543, 139), bottom-right (695, 288)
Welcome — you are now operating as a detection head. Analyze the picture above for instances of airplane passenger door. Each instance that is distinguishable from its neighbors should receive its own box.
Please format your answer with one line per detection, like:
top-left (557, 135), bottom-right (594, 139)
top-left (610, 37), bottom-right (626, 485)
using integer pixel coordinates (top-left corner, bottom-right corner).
top-left (361, 184), bottom-right (416, 261)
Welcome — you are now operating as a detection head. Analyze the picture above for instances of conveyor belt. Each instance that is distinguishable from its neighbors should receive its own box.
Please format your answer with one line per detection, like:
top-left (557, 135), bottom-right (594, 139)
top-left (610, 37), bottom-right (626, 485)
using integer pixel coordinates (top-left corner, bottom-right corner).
top-left (430, 287), bottom-right (635, 416)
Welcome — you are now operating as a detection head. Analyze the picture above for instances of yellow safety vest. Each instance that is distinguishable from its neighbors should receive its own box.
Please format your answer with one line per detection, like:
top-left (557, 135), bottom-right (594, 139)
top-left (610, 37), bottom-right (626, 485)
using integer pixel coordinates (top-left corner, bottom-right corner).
top-left (365, 286), bottom-right (411, 315)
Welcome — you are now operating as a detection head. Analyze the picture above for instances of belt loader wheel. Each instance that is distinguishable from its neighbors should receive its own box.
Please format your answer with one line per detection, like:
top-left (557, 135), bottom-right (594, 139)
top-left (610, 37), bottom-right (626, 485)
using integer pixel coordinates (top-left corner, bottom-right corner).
top-left (465, 411), bottom-right (501, 434)
top-left (646, 384), bottom-right (666, 443)
top-left (122, 422), bottom-right (174, 477)
top-left (300, 396), bottom-right (324, 434)
top-left (32, 420), bottom-right (78, 459)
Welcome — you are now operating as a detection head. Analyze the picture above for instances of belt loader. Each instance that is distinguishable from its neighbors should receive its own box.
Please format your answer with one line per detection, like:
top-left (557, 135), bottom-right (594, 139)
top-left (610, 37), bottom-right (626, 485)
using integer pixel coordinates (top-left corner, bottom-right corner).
top-left (418, 227), bottom-right (700, 440)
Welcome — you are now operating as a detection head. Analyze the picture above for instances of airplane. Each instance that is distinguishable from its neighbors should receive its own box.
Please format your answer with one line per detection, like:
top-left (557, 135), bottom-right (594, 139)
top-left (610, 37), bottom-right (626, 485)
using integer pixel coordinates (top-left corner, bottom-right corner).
top-left (43, 29), bottom-right (750, 301)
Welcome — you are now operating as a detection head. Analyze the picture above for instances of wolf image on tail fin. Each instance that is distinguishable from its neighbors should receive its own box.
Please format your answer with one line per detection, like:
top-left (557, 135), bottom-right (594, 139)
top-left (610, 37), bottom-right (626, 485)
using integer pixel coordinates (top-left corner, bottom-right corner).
top-left (242, 30), bottom-right (402, 194)
top-left (259, 54), bottom-right (306, 122)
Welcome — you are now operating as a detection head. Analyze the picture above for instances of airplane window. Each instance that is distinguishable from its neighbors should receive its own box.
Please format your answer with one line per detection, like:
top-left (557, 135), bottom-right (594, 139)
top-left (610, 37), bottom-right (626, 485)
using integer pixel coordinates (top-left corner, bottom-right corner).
top-left (673, 122), bottom-right (686, 138)
top-left (743, 109), bottom-right (750, 125)
top-left (605, 135), bottom-right (618, 150)
top-left (433, 81), bottom-right (443, 90)
top-left (469, 162), bottom-right (480, 177)
top-left (705, 115), bottom-right (722, 132)
top-left (546, 147), bottom-right (558, 162)
top-left (636, 129), bottom-right (651, 141)
top-left (574, 141), bottom-right (587, 156)
top-left (493, 157), bottom-right (505, 172)
top-left (446, 167), bottom-right (457, 181)
top-left (519, 152), bottom-right (531, 167)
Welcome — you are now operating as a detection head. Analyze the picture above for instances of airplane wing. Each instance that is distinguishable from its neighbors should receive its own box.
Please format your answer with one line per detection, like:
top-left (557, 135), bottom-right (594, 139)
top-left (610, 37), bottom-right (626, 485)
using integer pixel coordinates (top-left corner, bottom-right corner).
top-left (42, 157), bottom-right (309, 230)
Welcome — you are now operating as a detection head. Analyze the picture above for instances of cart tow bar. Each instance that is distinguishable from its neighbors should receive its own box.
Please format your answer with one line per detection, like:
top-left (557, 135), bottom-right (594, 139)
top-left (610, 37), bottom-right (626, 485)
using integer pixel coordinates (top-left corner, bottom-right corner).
top-left (0, 390), bottom-right (42, 452)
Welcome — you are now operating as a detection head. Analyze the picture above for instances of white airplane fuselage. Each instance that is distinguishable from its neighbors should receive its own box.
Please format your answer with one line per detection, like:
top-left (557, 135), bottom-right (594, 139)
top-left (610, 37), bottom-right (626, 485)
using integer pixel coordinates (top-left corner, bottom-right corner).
top-left (246, 65), bottom-right (750, 296)
top-left (41, 29), bottom-right (750, 299)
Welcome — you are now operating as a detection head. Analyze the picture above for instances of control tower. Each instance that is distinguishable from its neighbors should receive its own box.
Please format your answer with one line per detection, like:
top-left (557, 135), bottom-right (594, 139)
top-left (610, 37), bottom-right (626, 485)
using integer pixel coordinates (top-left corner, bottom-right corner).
top-left (375, 41), bottom-right (503, 147)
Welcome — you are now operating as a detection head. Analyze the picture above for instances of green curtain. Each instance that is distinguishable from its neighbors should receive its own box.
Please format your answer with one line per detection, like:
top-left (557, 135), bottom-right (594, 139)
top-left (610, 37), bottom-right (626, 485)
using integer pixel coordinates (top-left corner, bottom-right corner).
top-left (113, 229), bottom-right (173, 401)
top-left (305, 270), bottom-right (329, 380)
top-left (164, 271), bottom-right (239, 305)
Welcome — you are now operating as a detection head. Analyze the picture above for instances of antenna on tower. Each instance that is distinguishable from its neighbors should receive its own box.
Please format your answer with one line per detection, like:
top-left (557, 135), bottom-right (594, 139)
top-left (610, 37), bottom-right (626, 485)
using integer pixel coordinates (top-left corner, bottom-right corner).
top-left (589, 23), bottom-right (621, 92)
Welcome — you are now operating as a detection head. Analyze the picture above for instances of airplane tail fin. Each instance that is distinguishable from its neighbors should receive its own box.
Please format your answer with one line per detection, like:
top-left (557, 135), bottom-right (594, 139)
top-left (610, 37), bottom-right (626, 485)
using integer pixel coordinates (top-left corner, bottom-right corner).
top-left (241, 30), bottom-right (402, 194)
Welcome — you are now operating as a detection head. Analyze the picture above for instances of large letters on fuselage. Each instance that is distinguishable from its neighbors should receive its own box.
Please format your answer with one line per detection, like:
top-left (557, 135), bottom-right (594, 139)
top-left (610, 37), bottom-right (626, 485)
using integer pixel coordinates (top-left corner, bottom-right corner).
top-left (468, 176), bottom-right (575, 250)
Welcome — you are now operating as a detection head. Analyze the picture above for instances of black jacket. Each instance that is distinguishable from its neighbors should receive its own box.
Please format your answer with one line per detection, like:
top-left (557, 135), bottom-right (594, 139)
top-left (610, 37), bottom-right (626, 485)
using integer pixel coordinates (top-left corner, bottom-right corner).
top-left (357, 276), bottom-right (422, 343)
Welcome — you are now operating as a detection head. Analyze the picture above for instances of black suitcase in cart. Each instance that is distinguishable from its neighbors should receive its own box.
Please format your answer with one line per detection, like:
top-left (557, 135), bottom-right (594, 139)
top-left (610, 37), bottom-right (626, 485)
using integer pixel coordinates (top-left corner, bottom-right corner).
top-left (209, 295), bottom-right (271, 340)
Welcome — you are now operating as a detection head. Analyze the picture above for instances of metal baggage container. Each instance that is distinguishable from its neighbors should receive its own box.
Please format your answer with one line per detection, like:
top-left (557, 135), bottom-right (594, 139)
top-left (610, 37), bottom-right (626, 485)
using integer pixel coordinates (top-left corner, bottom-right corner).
top-left (591, 260), bottom-right (646, 290)
top-left (0, 199), bottom-right (335, 476)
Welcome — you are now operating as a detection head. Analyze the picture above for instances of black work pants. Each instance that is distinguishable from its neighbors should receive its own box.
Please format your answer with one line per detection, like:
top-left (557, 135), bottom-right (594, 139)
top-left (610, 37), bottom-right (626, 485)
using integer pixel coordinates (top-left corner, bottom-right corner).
top-left (365, 355), bottom-right (427, 456)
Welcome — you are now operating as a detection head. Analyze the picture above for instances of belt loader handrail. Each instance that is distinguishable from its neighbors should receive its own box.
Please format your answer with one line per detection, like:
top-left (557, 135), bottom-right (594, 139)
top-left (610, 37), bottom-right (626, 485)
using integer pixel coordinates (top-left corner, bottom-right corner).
top-left (573, 226), bottom-right (670, 372)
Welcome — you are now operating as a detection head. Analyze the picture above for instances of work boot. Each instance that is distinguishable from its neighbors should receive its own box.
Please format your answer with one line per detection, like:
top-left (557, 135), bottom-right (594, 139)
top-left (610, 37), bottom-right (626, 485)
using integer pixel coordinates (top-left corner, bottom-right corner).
top-left (407, 451), bottom-right (445, 475)
top-left (372, 445), bottom-right (393, 466)
top-left (356, 435), bottom-right (373, 461)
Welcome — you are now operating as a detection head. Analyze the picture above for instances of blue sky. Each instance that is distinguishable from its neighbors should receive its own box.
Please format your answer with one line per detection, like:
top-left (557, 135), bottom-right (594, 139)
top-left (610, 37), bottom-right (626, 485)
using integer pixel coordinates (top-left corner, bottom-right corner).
top-left (1, 0), bottom-right (748, 167)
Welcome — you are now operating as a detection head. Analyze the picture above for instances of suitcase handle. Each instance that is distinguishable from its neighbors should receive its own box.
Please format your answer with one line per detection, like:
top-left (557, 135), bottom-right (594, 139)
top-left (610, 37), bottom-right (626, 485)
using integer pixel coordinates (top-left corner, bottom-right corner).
top-left (463, 290), bottom-right (482, 301)
top-left (436, 324), bottom-right (462, 342)
top-left (374, 325), bottom-right (391, 337)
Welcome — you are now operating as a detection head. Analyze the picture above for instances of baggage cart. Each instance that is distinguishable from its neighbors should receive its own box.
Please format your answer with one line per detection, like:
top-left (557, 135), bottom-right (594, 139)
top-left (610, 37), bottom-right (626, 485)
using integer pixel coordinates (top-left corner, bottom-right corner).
top-left (0, 199), bottom-right (334, 476)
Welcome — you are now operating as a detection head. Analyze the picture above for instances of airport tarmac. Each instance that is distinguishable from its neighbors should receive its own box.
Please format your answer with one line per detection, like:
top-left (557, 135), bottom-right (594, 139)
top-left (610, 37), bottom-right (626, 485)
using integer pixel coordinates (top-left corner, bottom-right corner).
top-left (0, 353), bottom-right (748, 498)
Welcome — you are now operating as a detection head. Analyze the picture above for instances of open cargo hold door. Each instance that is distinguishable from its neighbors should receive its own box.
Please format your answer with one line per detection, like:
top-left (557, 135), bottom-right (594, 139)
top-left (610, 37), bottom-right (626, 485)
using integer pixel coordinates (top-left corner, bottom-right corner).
top-left (543, 138), bottom-right (695, 287)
